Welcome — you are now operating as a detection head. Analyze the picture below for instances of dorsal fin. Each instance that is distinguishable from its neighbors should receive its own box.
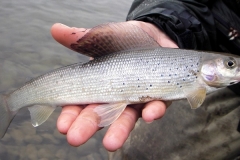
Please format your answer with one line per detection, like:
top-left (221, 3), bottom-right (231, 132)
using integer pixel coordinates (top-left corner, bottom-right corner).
top-left (70, 22), bottom-right (160, 57)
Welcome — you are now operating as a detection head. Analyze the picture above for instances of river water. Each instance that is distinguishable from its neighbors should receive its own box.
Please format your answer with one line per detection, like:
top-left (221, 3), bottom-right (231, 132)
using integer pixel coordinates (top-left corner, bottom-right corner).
top-left (2, 1), bottom-right (240, 160)
top-left (0, 0), bottom-right (133, 159)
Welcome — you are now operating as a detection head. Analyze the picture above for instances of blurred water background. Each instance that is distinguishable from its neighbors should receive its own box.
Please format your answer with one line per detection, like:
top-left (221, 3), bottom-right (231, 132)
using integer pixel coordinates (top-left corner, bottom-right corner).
top-left (1, 1), bottom-right (240, 160)
top-left (0, 0), bottom-right (133, 159)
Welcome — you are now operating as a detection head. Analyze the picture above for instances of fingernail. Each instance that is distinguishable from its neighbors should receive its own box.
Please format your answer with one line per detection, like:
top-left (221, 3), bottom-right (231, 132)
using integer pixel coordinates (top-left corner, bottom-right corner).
top-left (59, 23), bottom-right (70, 28)
top-left (146, 121), bottom-right (153, 124)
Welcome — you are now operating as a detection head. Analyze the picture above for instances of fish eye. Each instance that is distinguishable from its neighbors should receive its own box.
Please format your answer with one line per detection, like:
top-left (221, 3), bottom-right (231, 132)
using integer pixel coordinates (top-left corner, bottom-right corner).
top-left (227, 61), bottom-right (234, 67)
top-left (225, 57), bottom-right (236, 69)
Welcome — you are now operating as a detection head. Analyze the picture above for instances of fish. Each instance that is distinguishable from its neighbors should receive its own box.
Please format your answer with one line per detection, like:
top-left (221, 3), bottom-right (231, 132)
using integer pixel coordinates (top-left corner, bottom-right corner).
top-left (1, 22), bottom-right (240, 139)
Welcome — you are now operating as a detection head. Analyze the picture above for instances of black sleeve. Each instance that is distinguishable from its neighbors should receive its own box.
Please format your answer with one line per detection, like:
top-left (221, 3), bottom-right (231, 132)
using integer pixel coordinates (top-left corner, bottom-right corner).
top-left (126, 0), bottom-right (217, 50)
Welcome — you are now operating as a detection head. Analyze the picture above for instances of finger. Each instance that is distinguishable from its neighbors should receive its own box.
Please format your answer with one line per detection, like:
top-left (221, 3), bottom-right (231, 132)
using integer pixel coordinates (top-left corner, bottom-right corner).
top-left (57, 105), bottom-right (83, 134)
top-left (103, 107), bottom-right (138, 151)
top-left (66, 104), bottom-right (100, 147)
top-left (142, 100), bottom-right (167, 123)
top-left (50, 23), bottom-right (90, 49)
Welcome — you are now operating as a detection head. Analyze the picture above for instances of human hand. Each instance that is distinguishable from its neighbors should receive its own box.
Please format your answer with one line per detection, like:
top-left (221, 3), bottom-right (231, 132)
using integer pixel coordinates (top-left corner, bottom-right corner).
top-left (51, 21), bottom-right (178, 151)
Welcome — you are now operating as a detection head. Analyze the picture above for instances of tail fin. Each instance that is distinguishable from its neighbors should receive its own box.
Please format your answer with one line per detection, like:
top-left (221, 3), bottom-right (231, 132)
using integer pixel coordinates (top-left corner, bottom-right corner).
top-left (0, 95), bottom-right (16, 139)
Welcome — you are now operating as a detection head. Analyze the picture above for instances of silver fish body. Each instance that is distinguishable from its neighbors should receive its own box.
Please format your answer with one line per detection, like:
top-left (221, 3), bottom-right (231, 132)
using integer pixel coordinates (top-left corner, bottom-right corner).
top-left (8, 48), bottom-right (204, 110)
top-left (2, 47), bottom-right (239, 130)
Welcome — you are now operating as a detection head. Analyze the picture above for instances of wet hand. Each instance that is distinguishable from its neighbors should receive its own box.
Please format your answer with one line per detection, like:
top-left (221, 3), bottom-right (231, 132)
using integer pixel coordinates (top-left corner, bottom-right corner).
top-left (56, 102), bottom-right (166, 151)
top-left (51, 21), bottom-right (177, 151)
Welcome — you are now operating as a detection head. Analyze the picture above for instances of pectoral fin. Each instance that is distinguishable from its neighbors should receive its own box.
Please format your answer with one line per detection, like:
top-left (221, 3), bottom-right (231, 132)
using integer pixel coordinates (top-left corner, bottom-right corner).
top-left (183, 86), bottom-right (206, 109)
top-left (93, 102), bottom-right (128, 127)
top-left (28, 105), bottom-right (56, 127)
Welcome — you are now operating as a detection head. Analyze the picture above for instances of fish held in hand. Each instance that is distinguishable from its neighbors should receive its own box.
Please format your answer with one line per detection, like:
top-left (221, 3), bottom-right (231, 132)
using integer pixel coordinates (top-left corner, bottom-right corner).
top-left (1, 22), bottom-right (240, 139)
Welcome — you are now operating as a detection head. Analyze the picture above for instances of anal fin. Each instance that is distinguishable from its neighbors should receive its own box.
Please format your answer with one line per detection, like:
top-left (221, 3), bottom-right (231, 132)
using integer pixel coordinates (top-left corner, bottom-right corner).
top-left (93, 102), bottom-right (128, 127)
top-left (28, 105), bottom-right (56, 127)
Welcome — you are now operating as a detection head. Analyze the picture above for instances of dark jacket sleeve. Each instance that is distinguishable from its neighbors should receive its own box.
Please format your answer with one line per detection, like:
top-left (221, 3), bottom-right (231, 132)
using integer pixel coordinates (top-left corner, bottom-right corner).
top-left (126, 0), bottom-right (217, 50)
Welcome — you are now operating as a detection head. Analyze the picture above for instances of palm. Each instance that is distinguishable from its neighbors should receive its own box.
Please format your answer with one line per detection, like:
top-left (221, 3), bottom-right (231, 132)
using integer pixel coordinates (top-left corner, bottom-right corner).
top-left (51, 21), bottom-right (177, 151)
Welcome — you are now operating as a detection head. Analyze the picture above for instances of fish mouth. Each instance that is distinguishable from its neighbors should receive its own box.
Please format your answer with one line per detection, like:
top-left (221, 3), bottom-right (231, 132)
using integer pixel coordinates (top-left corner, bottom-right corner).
top-left (233, 72), bottom-right (240, 82)
top-left (229, 80), bottom-right (239, 85)
top-left (229, 72), bottom-right (240, 84)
